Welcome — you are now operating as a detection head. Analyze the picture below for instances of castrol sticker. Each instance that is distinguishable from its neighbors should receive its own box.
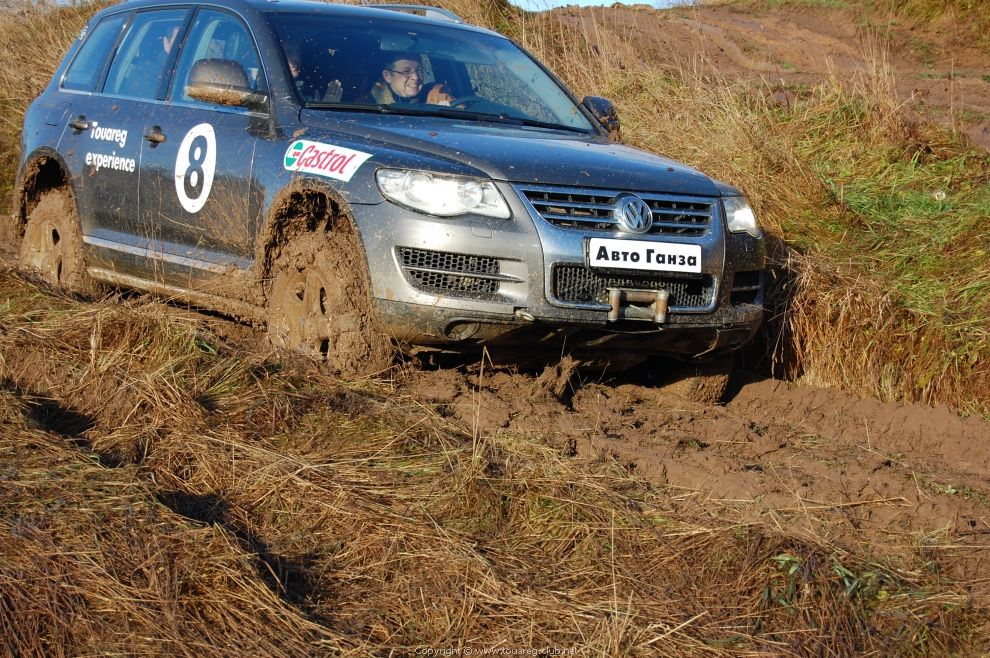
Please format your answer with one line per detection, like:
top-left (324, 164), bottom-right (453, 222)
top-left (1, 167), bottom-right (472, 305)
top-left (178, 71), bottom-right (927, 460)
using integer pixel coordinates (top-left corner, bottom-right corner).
top-left (283, 140), bottom-right (372, 182)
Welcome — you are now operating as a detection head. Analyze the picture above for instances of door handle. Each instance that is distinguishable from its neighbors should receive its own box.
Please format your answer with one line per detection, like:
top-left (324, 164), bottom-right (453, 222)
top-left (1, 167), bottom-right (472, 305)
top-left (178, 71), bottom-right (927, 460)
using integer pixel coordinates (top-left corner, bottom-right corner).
top-left (144, 126), bottom-right (166, 144)
top-left (68, 116), bottom-right (90, 131)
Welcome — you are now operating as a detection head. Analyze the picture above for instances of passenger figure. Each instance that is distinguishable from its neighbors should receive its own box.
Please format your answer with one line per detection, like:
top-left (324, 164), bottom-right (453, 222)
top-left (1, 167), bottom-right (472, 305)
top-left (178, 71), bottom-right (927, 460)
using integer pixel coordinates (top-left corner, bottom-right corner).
top-left (285, 43), bottom-right (342, 102)
top-left (161, 26), bottom-right (180, 54)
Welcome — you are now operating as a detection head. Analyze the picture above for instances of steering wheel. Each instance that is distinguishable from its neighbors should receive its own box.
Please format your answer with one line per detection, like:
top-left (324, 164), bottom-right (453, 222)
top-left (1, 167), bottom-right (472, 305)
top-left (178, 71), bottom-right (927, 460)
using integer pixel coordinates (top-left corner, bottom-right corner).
top-left (448, 95), bottom-right (488, 110)
top-left (447, 96), bottom-right (530, 121)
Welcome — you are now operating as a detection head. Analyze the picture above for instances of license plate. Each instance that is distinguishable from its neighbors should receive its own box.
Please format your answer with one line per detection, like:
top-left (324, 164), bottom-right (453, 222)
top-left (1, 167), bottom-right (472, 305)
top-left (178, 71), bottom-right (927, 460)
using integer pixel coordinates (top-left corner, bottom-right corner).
top-left (588, 238), bottom-right (702, 273)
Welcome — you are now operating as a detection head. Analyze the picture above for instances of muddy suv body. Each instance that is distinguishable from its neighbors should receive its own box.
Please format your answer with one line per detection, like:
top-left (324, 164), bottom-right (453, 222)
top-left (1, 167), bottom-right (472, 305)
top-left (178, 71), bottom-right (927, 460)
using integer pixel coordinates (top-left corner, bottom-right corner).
top-left (14, 0), bottom-right (765, 371)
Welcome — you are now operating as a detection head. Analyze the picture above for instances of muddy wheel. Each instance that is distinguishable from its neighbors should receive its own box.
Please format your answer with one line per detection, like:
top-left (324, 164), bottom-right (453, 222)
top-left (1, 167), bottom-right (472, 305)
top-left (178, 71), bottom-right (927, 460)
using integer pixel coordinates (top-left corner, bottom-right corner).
top-left (660, 354), bottom-right (735, 404)
top-left (267, 222), bottom-right (393, 376)
top-left (18, 189), bottom-right (98, 296)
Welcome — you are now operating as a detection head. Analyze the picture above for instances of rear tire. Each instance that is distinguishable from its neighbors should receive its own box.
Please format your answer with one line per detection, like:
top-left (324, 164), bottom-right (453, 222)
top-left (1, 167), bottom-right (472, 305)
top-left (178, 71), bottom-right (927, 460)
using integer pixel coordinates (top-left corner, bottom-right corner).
top-left (18, 189), bottom-right (99, 296)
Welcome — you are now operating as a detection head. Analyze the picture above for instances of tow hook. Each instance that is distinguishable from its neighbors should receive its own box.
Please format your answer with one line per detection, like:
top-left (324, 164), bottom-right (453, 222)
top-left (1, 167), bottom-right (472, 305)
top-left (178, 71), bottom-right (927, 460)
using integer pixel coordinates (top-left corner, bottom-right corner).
top-left (607, 288), bottom-right (669, 323)
top-left (514, 309), bottom-right (535, 322)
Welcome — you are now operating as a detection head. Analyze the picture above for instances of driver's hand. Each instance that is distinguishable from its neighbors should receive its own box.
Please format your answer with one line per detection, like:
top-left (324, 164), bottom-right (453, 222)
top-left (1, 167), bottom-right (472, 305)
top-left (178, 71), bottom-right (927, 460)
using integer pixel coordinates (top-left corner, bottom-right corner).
top-left (324, 79), bottom-right (343, 103)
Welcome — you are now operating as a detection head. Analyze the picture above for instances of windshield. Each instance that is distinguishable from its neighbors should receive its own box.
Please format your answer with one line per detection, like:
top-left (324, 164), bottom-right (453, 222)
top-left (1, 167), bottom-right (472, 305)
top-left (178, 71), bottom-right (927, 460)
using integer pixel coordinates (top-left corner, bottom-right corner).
top-left (267, 12), bottom-right (596, 132)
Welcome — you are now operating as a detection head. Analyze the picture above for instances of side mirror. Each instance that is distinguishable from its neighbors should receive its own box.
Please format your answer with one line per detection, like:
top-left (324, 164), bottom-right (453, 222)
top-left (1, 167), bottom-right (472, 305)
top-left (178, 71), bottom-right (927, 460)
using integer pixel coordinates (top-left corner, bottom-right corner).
top-left (186, 82), bottom-right (267, 110)
top-left (582, 96), bottom-right (620, 142)
top-left (184, 58), bottom-right (267, 111)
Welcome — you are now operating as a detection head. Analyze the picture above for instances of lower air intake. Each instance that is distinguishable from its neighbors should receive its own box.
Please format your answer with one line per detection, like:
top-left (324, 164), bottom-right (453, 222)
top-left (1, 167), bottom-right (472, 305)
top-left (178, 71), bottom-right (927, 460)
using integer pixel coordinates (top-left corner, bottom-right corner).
top-left (553, 265), bottom-right (713, 309)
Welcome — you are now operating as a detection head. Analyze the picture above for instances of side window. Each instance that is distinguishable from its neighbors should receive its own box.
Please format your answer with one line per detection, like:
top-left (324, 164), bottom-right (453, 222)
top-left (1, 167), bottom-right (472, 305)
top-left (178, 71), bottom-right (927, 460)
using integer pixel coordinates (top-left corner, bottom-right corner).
top-left (171, 10), bottom-right (263, 105)
top-left (62, 14), bottom-right (127, 92)
top-left (103, 9), bottom-right (187, 100)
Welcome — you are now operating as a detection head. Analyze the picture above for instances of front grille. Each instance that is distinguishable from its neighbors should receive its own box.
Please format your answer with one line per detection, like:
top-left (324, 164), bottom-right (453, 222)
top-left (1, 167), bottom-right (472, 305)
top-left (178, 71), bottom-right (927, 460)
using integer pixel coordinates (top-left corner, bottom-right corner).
top-left (519, 185), bottom-right (713, 237)
top-left (554, 265), bottom-right (714, 309)
top-left (398, 247), bottom-right (501, 297)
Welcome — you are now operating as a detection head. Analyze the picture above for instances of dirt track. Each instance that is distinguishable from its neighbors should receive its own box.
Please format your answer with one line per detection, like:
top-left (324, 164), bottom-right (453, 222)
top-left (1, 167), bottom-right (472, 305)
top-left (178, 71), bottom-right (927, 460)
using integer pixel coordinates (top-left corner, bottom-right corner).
top-left (395, 357), bottom-right (990, 601)
top-left (6, 262), bottom-right (986, 561)
top-left (556, 3), bottom-right (990, 149)
top-left (400, 362), bottom-right (990, 560)
top-left (5, 271), bottom-right (986, 653)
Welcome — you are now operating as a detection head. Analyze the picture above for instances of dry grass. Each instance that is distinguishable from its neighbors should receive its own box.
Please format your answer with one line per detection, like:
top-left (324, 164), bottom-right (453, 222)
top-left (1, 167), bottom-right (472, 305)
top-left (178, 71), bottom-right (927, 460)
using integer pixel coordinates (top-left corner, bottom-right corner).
top-left (1, 1), bottom-right (990, 649)
top-left (876, 0), bottom-right (990, 43)
top-left (1, 269), bottom-right (986, 655)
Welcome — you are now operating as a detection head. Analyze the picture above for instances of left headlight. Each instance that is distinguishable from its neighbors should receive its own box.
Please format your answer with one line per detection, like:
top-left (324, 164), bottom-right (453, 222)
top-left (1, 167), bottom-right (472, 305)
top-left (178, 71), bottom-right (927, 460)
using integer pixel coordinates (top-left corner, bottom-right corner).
top-left (376, 169), bottom-right (511, 219)
top-left (722, 196), bottom-right (762, 238)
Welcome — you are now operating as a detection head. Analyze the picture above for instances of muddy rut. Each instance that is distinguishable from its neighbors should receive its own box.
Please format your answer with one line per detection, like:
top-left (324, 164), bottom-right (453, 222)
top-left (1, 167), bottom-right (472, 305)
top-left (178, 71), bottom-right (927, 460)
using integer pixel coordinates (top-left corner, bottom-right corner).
top-left (401, 362), bottom-right (990, 555)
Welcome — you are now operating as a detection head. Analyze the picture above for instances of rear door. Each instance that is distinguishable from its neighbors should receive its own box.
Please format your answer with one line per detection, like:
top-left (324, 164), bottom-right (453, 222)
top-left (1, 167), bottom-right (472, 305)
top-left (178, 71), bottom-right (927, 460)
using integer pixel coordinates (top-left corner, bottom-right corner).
top-left (58, 8), bottom-right (188, 268)
top-left (137, 7), bottom-right (266, 286)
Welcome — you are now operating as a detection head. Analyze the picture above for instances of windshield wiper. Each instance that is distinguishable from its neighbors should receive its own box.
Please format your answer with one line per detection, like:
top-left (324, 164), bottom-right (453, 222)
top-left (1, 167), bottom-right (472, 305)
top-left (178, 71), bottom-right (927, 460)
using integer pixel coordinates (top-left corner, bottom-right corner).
top-left (304, 102), bottom-right (400, 112)
top-left (510, 116), bottom-right (594, 135)
top-left (448, 111), bottom-right (593, 134)
top-left (303, 102), bottom-right (594, 134)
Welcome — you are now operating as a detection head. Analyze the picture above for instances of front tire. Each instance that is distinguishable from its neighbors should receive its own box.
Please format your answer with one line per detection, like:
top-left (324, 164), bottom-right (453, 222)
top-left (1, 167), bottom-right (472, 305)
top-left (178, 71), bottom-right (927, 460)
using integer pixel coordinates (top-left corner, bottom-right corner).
top-left (266, 220), bottom-right (392, 377)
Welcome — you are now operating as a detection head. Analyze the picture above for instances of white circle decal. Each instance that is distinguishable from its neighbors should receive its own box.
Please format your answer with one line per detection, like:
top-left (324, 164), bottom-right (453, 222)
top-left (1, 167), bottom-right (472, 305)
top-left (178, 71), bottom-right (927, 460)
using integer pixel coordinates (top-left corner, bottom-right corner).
top-left (174, 123), bottom-right (217, 213)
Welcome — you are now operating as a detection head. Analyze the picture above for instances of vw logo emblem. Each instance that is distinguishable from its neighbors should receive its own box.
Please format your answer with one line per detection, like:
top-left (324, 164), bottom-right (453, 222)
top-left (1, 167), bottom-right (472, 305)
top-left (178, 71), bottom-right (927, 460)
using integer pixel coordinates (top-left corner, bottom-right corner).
top-left (613, 194), bottom-right (653, 234)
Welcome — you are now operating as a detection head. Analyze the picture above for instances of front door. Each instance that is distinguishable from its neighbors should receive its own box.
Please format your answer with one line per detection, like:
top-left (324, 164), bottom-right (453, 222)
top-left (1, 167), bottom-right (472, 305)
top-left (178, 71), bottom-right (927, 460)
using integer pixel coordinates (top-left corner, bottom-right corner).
top-left (137, 8), bottom-right (266, 290)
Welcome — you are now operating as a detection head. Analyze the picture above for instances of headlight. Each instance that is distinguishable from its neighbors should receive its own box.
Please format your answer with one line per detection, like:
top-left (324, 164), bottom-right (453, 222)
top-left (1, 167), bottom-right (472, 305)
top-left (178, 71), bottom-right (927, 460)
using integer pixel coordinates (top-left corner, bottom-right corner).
top-left (376, 169), bottom-right (511, 219)
top-left (722, 196), bottom-right (762, 238)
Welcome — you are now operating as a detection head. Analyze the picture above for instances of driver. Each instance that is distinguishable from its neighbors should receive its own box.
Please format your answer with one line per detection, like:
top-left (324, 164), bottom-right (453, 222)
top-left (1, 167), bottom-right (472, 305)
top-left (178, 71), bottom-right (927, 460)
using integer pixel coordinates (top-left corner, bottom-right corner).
top-left (363, 53), bottom-right (424, 104)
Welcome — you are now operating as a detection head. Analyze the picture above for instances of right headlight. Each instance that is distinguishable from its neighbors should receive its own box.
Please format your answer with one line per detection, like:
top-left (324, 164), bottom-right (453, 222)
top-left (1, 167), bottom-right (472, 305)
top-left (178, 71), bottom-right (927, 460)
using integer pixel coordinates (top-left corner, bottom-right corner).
top-left (723, 195), bottom-right (762, 238)
top-left (376, 169), bottom-right (511, 219)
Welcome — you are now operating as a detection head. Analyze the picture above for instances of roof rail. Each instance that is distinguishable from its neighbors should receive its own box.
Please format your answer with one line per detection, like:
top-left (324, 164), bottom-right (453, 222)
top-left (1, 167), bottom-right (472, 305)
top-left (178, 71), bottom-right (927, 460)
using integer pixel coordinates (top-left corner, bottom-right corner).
top-left (367, 4), bottom-right (465, 23)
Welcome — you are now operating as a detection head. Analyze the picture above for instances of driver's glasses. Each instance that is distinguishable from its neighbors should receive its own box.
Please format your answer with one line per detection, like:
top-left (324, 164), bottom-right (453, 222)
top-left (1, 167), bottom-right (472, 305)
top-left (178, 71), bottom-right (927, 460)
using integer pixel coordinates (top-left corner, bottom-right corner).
top-left (388, 67), bottom-right (423, 79)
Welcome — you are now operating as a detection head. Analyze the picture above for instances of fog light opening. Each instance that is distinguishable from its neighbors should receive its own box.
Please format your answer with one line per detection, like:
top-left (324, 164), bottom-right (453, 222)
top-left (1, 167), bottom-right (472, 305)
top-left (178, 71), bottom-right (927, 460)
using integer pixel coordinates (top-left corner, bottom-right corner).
top-left (445, 321), bottom-right (480, 341)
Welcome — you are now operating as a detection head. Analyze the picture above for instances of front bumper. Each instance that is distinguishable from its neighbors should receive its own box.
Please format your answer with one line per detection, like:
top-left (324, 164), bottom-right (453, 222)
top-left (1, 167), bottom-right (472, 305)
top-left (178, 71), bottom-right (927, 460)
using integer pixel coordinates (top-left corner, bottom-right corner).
top-left (352, 181), bottom-right (765, 360)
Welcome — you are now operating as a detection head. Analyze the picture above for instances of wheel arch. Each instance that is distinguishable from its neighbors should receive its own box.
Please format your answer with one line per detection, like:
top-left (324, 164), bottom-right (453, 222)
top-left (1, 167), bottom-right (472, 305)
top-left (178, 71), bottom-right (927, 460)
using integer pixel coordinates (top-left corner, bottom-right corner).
top-left (255, 177), bottom-right (365, 296)
top-left (11, 149), bottom-right (77, 246)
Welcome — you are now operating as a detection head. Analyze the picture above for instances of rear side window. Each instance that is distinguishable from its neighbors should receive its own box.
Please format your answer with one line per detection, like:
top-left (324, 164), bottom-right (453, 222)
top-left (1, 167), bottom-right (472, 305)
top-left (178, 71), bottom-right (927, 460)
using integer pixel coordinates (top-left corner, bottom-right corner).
top-left (61, 14), bottom-right (127, 92)
top-left (103, 9), bottom-right (188, 100)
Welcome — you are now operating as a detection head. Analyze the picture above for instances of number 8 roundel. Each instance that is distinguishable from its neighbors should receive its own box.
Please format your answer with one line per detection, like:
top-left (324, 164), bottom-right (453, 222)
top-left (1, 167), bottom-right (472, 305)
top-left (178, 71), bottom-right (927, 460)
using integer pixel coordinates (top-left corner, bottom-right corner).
top-left (174, 123), bottom-right (217, 214)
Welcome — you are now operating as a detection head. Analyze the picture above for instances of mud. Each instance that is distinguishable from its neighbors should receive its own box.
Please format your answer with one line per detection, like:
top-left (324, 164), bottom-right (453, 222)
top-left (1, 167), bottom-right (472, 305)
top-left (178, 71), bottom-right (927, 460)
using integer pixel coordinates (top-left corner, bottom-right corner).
top-left (266, 217), bottom-right (393, 377)
top-left (17, 188), bottom-right (98, 296)
top-left (255, 182), bottom-right (343, 291)
top-left (183, 84), bottom-right (266, 110)
top-left (7, 155), bottom-right (59, 255)
top-left (399, 363), bottom-right (990, 562)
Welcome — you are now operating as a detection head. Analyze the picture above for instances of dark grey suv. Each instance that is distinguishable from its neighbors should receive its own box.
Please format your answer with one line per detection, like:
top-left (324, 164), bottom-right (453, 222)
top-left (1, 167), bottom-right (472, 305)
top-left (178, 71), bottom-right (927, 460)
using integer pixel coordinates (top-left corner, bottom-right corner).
top-left (12, 0), bottom-right (764, 396)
